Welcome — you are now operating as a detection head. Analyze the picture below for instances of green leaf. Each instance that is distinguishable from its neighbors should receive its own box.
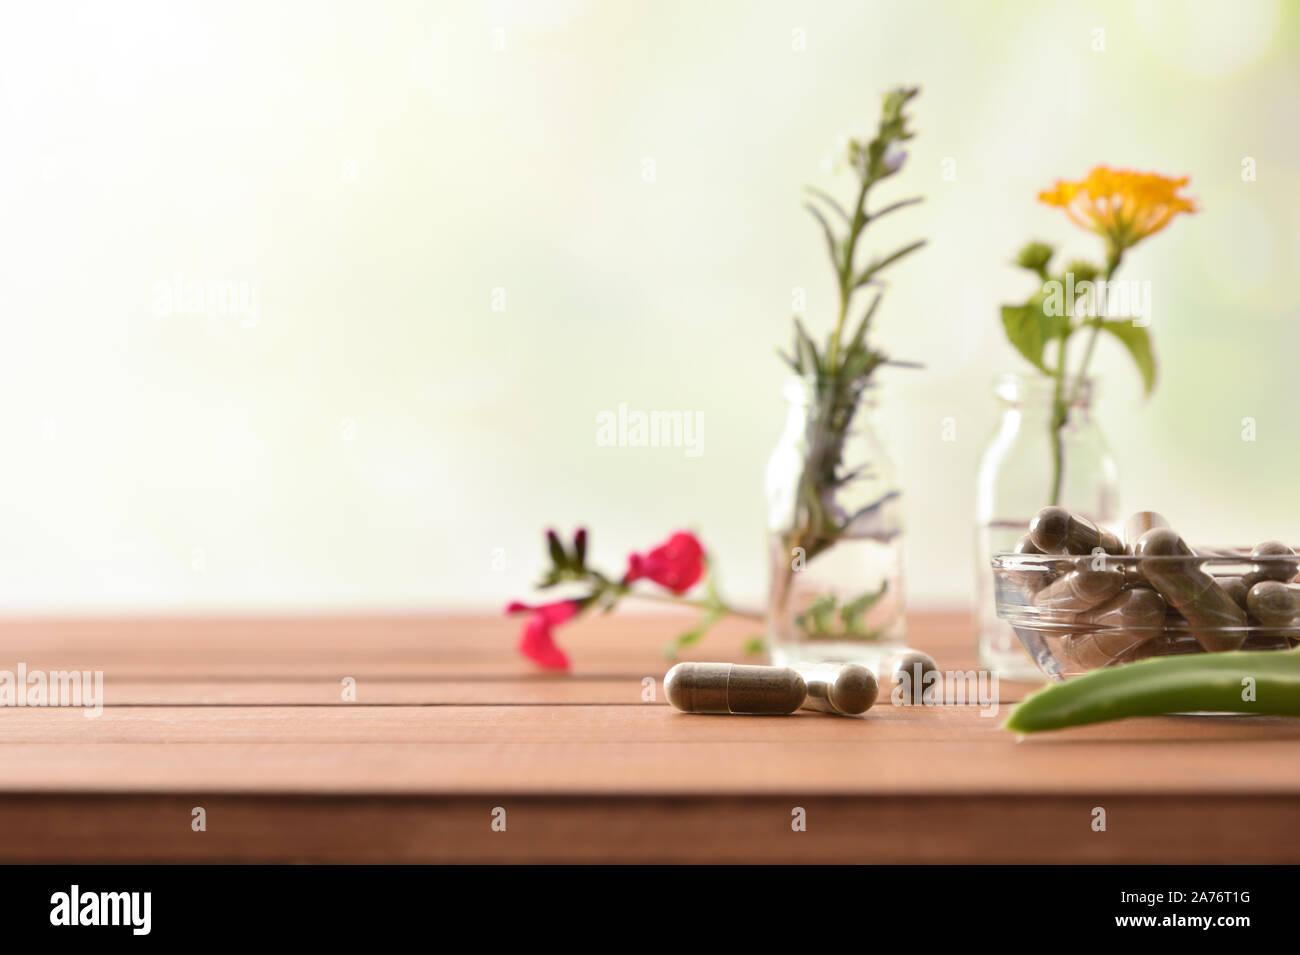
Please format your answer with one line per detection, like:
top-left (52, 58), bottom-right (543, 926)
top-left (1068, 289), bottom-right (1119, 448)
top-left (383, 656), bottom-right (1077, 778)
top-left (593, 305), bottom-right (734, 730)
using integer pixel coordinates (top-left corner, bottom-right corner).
top-left (804, 202), bottom-right (840, 271)
top-left (741, 637), bottom-right (765, 656)
top-left (1014, 241), bottom-right (1054, 276)
top-left (796, 595), bottom-right (838, 635)
top-left (840, 582), bottom-right (887, 633)
top-left (793, 318), bottom-right (822, 377)
top-left (1000, 303), bottom-right (1054, 375)
top-left (545, 530), bottom-right (567, 569)
top-left (1097, 319), bottom-right (1157, 396)
top-left (866, 196), bottom-right (923, 224)
top-left (847, 292), bottom-right (883, 352)
top-left (840, 345), bottom-right (885, 384)
top-left (853, 238), bottom-right (927, 289)
top-left (803, 186), bottom-right (850, 224)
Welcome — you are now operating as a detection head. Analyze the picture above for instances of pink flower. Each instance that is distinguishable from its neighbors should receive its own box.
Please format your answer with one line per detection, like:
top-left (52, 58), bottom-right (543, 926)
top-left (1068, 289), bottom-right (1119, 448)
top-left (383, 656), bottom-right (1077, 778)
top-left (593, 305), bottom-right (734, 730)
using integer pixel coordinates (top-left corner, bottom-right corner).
top-left (623, 531), bottom-right (705, 595)
top-left (504, 599), bottom-right (579, 670)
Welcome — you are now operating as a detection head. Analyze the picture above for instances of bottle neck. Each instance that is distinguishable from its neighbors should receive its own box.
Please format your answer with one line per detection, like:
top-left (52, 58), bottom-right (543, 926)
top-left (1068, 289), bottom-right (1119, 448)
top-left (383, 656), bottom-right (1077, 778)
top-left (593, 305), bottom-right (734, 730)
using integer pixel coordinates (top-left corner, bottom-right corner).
top-left (993, 373), bottom-right (1096, 424)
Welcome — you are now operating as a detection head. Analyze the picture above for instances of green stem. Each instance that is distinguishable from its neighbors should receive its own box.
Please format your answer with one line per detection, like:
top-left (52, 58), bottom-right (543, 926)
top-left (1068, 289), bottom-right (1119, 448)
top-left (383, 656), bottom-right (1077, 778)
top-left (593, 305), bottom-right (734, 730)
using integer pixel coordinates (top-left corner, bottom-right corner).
top-left (1047, 331), bottom-right (1069, 506)
top-left (1045, 255), bottom-right (1122, 506)
top-left (1066, 256), bottom-right (1120, 408)
top-left (623, 588), bottom-right (764, 622)
top-left (825, 177), bottom-right (872, 372)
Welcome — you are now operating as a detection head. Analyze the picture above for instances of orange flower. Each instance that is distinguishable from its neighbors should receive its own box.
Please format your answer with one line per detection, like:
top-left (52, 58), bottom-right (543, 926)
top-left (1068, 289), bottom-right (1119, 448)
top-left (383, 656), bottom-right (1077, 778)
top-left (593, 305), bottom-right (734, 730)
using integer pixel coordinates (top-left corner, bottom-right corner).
top-left (1038, 166), bottom-right (1197, 255)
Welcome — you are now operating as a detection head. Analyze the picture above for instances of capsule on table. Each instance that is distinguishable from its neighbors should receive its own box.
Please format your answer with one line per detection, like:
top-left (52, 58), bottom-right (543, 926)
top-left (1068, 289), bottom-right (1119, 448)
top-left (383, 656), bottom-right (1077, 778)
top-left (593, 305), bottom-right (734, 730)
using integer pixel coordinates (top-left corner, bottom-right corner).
top-left (1059, 587), bottom-right (1167, 669)
top-left (663, 662), bottom-right (806, 715)
top-left (1123, 510), bottom-right (1170, 553)
top-left (888, 650), bottom-right (939, 705)
top-left (1246, 581), bottom-right (1300, 628)
top-left (1136, 527), bottom-right (1247, 652)
top-left (1031, 567), bottom-right (1125, 614)
top-left (796, 663), bottom-right (878, 716)
top-left (1029, 506), bottom-right (1115, 555)
top-left (1242, 541), bottom-right (1298, 590)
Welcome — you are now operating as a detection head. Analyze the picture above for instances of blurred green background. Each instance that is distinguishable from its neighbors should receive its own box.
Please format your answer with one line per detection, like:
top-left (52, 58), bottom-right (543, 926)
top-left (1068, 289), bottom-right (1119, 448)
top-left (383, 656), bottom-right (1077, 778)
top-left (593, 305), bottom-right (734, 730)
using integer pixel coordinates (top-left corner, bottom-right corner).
top-left (1, 0), bottom-right (1297, 611)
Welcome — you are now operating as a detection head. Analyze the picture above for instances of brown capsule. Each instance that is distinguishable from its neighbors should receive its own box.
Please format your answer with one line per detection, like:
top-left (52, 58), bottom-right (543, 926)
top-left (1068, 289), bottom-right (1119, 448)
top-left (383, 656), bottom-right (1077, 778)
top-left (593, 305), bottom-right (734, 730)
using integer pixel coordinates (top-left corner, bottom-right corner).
top-left (1246, 581), bottom-right (1300, 628)
top-left (1123, 632), bottom-right (1199, 662)
top-left (1061, 632), bottom-right (1150, 669)
top-left (797, 663), bottom-right (878, 716)
top-left (1029, 506), bottom-right (1103, 555)
top-left (1242, 541), bottom-right (1298, 590)
top-left (1136, 528), bottom-right (1247, 652)
top-left (1100, 531), bottom-right (1124, 556)
top-left (1015, 534), bottom-right (1045, 555)
top-left (1060, 588), bottom-right (1167, 669)
top-left (1031, 568), bottom-right (1125, 614)
top-left (888, 650), bottom-right (938, 705)
top-left (1008, 534), bottom-right (1055, 595)
top-left (1123, 510), bottom-right (1170, 553)
top-left (664, 663), bottom-right (806, 715)
top-left (1218, 576), bottom-right (1250, 612)
top-left (1242, 631), bottom-right (1293, 651)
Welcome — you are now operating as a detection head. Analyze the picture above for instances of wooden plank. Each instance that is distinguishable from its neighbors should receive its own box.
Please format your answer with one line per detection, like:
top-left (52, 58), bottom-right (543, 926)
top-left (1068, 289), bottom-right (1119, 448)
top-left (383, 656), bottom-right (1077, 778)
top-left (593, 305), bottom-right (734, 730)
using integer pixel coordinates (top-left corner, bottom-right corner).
top-left (1, 793), bottom-right (1297, 863)
top-left (3, 733), bottom-right (1300, 796)
top-left (85, 680), bottom-right (660, 705)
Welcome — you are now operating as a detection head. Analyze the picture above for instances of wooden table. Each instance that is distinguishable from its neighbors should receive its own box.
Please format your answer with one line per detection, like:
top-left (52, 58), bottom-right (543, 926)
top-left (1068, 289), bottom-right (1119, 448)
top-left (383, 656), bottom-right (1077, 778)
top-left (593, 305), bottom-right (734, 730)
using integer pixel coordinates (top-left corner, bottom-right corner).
top-left (1, 611), bottom-right (1298, 863)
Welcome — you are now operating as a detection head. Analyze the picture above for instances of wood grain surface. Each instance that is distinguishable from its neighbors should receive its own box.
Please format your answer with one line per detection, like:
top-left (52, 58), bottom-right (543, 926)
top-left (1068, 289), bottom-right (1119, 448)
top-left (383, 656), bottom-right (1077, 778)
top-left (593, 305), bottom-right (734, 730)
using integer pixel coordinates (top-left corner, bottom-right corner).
top-left (0, 611), bottom-right (1296, 862)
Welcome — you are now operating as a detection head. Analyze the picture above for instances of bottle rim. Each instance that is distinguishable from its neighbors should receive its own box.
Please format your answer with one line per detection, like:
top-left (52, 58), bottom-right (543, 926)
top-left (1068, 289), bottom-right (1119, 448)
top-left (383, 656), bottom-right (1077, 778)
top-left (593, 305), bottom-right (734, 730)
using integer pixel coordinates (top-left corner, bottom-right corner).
top-left (992, 371), bottom-right (1097, 407)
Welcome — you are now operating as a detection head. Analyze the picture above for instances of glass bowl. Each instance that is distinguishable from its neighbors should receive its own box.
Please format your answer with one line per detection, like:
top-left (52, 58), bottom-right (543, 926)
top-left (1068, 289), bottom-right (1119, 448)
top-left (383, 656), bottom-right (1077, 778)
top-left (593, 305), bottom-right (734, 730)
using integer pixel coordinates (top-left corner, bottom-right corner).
top-left (991, 549), bottom-right (1299, 681)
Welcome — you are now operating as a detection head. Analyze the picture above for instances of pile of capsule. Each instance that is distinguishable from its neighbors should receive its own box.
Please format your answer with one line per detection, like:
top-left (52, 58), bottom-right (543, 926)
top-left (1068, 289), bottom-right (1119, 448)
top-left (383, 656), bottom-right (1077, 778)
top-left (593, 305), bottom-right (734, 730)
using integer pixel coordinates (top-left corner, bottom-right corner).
top-left (663, 651), bottom-right (937, 717)
top-left (1006, 506), bottom-right (1300, 670)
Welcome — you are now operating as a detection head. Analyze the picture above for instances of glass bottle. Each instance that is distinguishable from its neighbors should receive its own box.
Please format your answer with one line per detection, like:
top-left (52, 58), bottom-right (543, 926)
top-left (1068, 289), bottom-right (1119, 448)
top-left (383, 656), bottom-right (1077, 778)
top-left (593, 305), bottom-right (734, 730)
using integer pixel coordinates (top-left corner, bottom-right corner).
top-left (765, 377), bottom-right (907, 671)
top-left (975, 372), bottom-right (1119, 678)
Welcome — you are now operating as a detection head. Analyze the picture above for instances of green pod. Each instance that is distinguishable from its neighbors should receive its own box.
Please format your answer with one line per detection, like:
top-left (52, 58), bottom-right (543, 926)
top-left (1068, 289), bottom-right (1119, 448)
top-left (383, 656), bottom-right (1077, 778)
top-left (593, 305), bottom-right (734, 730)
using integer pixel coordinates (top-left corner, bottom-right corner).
top-left (1005, 648), bottom-right (1300, 733)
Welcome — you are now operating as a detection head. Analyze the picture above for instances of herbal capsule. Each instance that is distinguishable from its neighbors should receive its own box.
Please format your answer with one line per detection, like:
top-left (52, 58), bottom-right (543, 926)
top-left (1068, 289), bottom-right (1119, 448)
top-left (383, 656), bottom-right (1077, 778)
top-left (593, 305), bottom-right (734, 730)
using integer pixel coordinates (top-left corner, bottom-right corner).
top-left (888, 650), bottom-right (938, 705)
top-left (1123, 510), bottom-right (1170, 552)
top-left (797, 663), bottom-right (878, 716)
top-left (1218, 576), bottom-right (1249, 613)
top-left (1060, 587), bottom-right (1167, 669)
top-left (1242, 541), bottom-right (1298, 590)
top-left (1008, 534), bottom-right (1055, 595)
top-left (663, 662), bottom-right (806, 715)
top-left (1136, 528), bottom-right (1247, 652)
top-left (1029, 506), bottom-right (1104, 555)
top-left (1242, 631), bottom-right (1292, 651)
top-left (1246, 581), bottom-right (1300, 627)
top-left (1031, 567), bottom-right (1125, 614)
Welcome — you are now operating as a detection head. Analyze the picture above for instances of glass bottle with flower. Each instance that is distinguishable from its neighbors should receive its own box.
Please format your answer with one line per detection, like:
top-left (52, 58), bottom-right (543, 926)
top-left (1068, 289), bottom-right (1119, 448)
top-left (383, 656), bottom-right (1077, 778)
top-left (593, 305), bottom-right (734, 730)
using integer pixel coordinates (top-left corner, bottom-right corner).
top-left (765, 87), bottom-right (927, 670)
top-left (976, 167), bottom-right (1198, 676)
